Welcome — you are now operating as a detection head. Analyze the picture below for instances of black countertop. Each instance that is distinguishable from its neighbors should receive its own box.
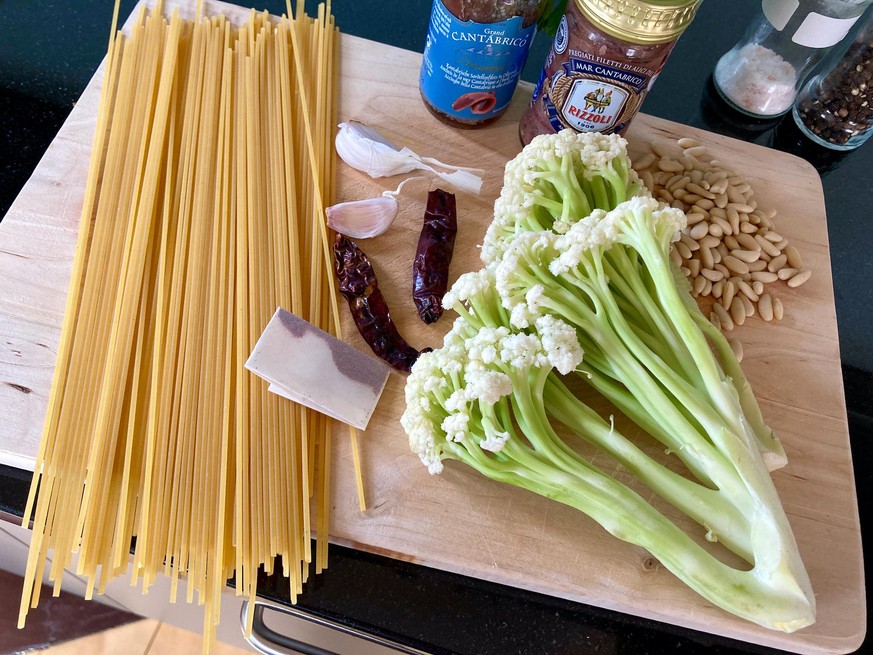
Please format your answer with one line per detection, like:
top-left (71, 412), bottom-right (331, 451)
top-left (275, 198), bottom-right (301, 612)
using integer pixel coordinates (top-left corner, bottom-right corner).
top-left (1, 1), bottom-right (871, 654)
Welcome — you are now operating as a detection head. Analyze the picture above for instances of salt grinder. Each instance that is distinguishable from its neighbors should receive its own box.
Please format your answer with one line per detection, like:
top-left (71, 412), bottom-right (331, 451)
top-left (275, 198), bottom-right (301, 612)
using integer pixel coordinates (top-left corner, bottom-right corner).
top-left (713, 0), bottom-right (873, 118)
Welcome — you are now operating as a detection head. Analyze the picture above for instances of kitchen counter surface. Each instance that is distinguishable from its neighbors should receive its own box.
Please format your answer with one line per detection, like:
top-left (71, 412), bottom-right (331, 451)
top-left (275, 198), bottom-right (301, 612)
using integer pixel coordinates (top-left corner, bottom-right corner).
top-left (1, 1), bottom-right (870, 654)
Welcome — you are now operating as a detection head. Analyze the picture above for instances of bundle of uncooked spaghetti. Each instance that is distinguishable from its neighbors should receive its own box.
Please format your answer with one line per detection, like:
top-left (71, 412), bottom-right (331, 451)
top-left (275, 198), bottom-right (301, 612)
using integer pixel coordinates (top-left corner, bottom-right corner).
top-left (19, 0), bottom-right (359, 649)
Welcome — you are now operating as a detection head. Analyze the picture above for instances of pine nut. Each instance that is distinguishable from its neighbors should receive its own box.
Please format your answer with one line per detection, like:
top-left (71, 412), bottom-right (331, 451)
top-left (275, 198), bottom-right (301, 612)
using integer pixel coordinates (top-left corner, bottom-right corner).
top-left (679, 233), bottom-right (700, 251)
top-left (784, 245), bottom-right (803, 269)
top-left (641, 170), bottom-right (654, 191)
top-left (657, 189), bottom-right (675, 203)
top-left (739, 221), bottom-right (757, 234)
top-left (777, 267), bottom-right (798, 281)
top-left (736, 233), bottom-right (760, 251)
top-left (692, 275), bottom-right (707, 296)
top-left (696, 198), bottom-right (716, 211)
top-left (710, 181), bottom-right (729, 195)
top-left (773, 297), bottom-right (784, 320)
top-left (701, 268), bottom-right (724, 282)
top-left (680, 266), bottom-right (691, 277)
top-left (658, 159), bottom-right (685, 172)
top-left (708, 222), bottom-right (724, 238)
top-left (750, 271), bottom-right (778, 283)
top-left (747, 260), bottom-right (767, 272)
top-left (727, 187), bottom-right (746, 204)
top-left (712, 216), bottom-right (732, 235)
top-left (755, 235), bottom-right (781, 257)
top-left (767, 253), bottom-right (788, 272)
top-left (688, 222), bottom-right (709, 240)
top-left (669, 246), bottom-right (682, 267)
top-left (758, 294), bottom-right (774, 321)
top-left (728, 337), bottom-right (744, 362)
top-left (715, 193), bottom-right (728, 208)
top-left (666, 174), bottom-right (687, 190)
top-left (714, 302), bottom-right (734, 330)
top-left (653, 140), bottom-right (681, 158)
top-left (686, 211), bottom-right (706, 225)
top-left (687, 182), bottom-right (715, 199)
top-left (723, 280), bottom-right (735, 309)
top-left (763, 230), bottom-right (783, 242)
top-left (714, 263), bottom-right (730, 277)
top-left (711, 248), bottom-right (723, 264)
top-left (728, 212), bottom-right (741, 236)
top-left (683, 145), bottom-right (708, 158)
top-left (724, 236), bottom-right (741, 251)
top-left (677, 137), bottom-right (701, 149)
top-left (710, 311), bottom-right (722, 330)
top-left (699, 235), bottom-right (719, 249)
top-left (635, 152), bottom-right (656, 170)
top-left (737, 280), bottom-right (759, 302)
top-left (701, 278), bottom-right (713, 296)
top-left (787, 268), bottom-right (812, 288)
top-left (712, 279), bottom-right (724, 298)
top-left (752, 280), bottom-right (764, 296)
top-left (722, 255), bottom-right (749, 275)
top-left (701, 246), bottom-right (714, 269)
top-left (741, 294), bottom-right (755, 317)
top-left (730, 249), bottom-right (759, 264)
top-left (675, 241), bottom-right (692, 260)
top-left (729, 296), bottom-right (746, 326)
top-left (682, 155), bottom-right (700, 170)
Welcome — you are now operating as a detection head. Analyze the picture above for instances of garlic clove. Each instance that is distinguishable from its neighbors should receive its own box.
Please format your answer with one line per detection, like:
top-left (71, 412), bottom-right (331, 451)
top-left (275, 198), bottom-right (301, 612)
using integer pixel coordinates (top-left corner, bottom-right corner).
top-left (326, 196), bottom-right (399, 239)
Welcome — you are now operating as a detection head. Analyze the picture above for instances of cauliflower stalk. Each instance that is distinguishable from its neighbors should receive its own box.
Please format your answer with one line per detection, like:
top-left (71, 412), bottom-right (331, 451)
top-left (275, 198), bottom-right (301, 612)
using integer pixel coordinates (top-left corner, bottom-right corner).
top-left (401, 130), bottom-right (815, 632)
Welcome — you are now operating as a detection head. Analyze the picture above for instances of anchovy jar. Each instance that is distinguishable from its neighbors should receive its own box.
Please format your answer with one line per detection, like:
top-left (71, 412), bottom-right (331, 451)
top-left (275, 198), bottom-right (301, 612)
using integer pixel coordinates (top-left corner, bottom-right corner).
top-left (520, 0), bottom-right (701, 144)
top-left (420, 0), bottom-right (546, 128)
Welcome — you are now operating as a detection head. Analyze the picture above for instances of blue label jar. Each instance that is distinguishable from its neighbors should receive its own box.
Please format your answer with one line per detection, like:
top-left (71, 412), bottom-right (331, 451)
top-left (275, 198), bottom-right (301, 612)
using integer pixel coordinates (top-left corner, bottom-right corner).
top-left (420, 0), bottom-right (538, 126)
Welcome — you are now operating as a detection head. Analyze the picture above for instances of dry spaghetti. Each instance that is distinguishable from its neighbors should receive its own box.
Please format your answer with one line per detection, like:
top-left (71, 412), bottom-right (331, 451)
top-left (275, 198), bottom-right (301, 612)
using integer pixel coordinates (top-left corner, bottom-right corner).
top-left (19, 0), bottom-right (355, 650)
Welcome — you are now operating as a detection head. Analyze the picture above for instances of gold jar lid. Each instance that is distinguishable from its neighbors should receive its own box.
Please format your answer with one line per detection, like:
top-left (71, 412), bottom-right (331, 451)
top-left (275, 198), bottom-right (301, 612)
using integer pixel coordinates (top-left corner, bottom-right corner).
top-left (575, 0), bottom-right (702, 44)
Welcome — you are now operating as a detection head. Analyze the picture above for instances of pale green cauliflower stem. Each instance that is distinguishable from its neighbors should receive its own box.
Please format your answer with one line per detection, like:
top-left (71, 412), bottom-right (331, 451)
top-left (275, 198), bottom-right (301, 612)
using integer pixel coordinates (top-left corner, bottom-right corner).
top-left (401, 131), bottom-right (814, 633)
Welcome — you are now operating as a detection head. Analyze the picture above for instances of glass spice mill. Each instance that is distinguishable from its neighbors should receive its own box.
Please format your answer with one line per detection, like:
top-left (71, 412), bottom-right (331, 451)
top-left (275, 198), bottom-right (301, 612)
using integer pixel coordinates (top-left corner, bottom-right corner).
top-left (713, 0), bottom-right (873, 118)
top-left (793, 7), bottom-right (873, 149)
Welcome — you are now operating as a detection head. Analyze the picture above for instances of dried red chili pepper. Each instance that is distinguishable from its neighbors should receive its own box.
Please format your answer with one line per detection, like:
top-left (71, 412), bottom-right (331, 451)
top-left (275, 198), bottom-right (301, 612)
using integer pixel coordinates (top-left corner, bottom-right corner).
top-left (334, 234), bottom-right (423, 373)
top-left (413, 189), bottom-right (457, 325)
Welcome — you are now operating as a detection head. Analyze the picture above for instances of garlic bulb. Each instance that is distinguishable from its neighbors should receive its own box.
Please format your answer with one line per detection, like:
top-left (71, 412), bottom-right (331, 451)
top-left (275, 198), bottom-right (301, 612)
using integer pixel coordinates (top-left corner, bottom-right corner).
top-left (335, 121), bottom-right (484, 196)
top-left (326, 197), bottom-right (398, 239)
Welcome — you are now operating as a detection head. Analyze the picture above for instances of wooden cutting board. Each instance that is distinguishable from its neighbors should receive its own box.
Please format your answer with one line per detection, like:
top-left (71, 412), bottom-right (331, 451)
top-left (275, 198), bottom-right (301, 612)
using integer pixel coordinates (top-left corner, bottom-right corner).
top-left (0, 2), bottom-right (863, 653)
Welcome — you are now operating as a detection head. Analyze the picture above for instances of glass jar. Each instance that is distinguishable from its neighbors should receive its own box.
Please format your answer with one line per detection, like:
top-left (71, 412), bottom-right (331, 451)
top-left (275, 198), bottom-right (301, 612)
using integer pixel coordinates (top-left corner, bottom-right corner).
top-left (519, 0), bottom-right (701, 144)
top-left (420, 0), bottom-right (544, 128)
top-left (713, 0), bottom-right (873, 118)
top-left (793, 8), bottom-right (873, 150)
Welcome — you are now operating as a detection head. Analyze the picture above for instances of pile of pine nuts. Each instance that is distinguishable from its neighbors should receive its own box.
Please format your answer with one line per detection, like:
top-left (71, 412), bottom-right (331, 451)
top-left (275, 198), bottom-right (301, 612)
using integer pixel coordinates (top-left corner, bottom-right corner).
top-left (633, 137), bottom-right (811, 332)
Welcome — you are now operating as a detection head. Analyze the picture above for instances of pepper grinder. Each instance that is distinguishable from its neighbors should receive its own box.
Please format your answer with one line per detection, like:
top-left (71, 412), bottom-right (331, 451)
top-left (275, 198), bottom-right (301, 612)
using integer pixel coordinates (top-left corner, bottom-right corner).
top-left (793, 7), bottom-right (873, 150)
top-left (713, 0), bottom-right (872, 118)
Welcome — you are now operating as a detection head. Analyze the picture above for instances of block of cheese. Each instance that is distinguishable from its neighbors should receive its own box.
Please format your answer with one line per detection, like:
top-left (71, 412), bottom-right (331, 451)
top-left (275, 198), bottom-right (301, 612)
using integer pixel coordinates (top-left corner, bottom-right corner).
top-left (246, 308), bottom-right (390, 430)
